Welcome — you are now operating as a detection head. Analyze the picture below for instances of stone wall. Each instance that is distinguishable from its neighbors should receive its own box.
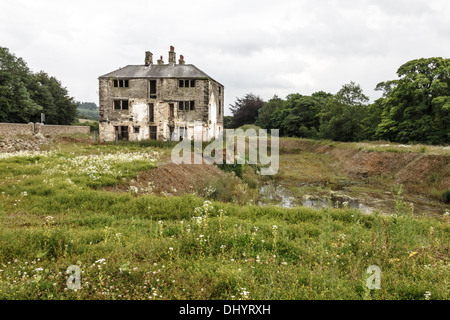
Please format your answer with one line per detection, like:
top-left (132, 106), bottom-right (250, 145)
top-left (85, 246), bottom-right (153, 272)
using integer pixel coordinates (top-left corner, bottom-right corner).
top-left (0, 122), bottom-right (35, 137)
top-left (0, 122), bottom-right (90, 137)
top-left (34, 123), bottom-right (90, 135)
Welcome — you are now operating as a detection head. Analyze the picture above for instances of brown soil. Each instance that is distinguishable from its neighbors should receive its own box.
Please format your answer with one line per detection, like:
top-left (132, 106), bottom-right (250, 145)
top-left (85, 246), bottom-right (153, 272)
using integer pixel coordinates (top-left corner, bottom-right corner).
top-left (104, 162), bottom-right (225, 196)
top-left (331, 148), bottom-right (449, 185)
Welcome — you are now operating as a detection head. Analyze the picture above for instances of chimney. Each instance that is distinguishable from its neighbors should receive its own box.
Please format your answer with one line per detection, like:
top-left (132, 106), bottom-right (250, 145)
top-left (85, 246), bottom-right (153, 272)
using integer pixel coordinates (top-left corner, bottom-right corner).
top-left (145, 51), bottom-right (153, 66)
top-left (157, 55), bottom-right (164, 65)
top-left (178, 54), bottom-right (185, 65)
top-left (168, 45), bottom-right (176, 65)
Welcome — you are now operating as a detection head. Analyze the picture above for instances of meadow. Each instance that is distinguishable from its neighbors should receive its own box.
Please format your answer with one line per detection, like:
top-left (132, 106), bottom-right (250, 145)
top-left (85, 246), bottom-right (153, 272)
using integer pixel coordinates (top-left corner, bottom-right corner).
top-left (0, 136), bottom-right (448, 300)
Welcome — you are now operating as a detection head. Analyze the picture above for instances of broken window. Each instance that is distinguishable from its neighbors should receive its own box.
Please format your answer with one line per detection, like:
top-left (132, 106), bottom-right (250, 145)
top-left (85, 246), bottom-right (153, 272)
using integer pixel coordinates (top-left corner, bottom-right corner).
top-left (113, 79), bottom-right (129, 88)
top-left (149, 80), bottom-right (157, 98)
top-left (113, 99), bottom-right (129, 110)
top-left (149, 103), bottom-right (154, 122)
top-left (114, 126), bottom-right (129, 140)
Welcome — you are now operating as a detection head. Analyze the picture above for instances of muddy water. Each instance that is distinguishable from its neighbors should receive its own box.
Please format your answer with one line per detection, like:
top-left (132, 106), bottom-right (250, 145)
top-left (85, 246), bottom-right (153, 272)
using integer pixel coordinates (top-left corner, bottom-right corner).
top-left (258, 183), bottom-right (374, 214)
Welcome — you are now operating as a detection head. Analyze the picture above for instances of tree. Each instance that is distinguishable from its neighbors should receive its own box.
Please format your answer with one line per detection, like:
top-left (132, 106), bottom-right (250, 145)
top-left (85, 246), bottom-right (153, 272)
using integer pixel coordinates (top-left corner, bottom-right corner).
top-left (0, 47), bottom-right (41, 123)
top-left (229, 93), bottom-right (264, 128)
top-left (319, 82), bottom-right (369, 141)
top-left (375, 57), bottom-right (450, 144)
top-left (255, 95), bottom-right (284, 129)
top-left (280, 93), bottom-right (327, 138)
top-left (223, 116), bottom-right (233, 129)
top-left (0, 46), bottom-right (78, 125)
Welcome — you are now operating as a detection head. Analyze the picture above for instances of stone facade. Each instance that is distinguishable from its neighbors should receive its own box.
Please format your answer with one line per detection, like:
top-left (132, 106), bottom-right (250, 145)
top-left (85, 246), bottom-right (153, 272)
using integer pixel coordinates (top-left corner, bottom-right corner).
top-left (98, 46), bottom-right (224, 142)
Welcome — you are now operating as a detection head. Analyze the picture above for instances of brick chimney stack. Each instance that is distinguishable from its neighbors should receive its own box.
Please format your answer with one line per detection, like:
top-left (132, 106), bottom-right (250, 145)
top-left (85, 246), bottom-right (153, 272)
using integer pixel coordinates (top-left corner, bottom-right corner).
top-left (157, 55), bottom-right (164, 65)
top-left (168, 46), bottom-right (176, 65)
top-left (145, 51), bottom-right (153, 66)
top-left (178, 54), bottom-right (185, 65)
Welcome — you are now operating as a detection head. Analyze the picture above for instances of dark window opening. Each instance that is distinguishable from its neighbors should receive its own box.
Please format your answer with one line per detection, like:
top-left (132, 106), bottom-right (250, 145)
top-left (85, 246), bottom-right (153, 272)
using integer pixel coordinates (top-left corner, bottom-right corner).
top-left (115, 126), bottom-right (129, 140)
top-left (113, 79), bottom-right (129, 88)
top-left (149, 126), bottom-right (157, 140)
top-left (169, 103), bottom-right (174, 118)
top-left (134, 126), bottom-right (140, 133)
top-left (178, 79), bottom-right (196, 88)
top-left (149, 80), bottom-right (157, 98)
top-left (219, 101), bottom-right (222, 115)
top-left (149, 103), bottom-right (154, 122)
top-left (113, 99), bottom-right (129, 110)
top-left (178, 101), bottom-right (195, 111)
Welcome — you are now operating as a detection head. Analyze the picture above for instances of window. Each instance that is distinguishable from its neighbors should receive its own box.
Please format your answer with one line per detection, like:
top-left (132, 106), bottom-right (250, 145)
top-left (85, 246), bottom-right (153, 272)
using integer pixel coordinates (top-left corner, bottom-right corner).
top-left (149, 126), bottom-right (157, 140)
top-left (178, 79), bottom-right (196, 88)
top-left (178, 101), bottom-right (195, 111)
top-left (149, 103), bottom-right (154, 122)
top-left (113, 79), bottom-right (129, 88)
top-left (113, 99), bottom-right (129, 110)
top-left (219, 100), bottom-right (222, 115)
top-left (149, 80), bottom-right (157, 98)
top-left (115, 126), bottom-right (129, 140)
top-left (169, 103), bottom-right (174, 118)
top-left (134, 126), bottom-right (140, 133)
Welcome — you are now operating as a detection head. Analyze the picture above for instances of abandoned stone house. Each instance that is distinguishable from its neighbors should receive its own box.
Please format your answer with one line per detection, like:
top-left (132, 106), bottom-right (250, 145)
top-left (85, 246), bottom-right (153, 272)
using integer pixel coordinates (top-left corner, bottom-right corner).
top-left (98, 46), bottom-right (224, 142)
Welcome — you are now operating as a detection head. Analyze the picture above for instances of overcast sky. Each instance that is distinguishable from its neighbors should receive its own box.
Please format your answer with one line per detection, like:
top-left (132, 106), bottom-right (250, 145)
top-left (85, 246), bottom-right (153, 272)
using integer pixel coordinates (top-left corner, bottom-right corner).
top-left (1, 0), bottom-right (449, 115)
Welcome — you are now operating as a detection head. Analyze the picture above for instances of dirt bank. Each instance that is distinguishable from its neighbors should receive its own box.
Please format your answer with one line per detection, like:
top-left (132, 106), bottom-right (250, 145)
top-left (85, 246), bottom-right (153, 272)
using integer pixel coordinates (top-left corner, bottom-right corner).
top-left (105, 162), bottom-right (225, 196)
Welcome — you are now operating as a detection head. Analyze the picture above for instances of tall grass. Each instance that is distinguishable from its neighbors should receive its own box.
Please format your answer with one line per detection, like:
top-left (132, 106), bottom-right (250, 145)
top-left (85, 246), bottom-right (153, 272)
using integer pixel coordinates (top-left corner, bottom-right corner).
top-left (0, 141), bottom-right (448, 300)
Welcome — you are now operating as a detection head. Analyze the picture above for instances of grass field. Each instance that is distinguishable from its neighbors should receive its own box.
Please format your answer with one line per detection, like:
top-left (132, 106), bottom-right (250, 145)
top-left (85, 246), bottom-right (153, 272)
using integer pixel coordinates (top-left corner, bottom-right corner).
top-left (0, 136), bottom-right (448, 300)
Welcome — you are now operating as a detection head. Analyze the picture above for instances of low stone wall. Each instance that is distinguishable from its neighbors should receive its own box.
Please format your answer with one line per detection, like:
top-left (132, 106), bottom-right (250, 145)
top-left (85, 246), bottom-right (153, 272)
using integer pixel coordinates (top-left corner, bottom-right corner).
top-left (0, 122), bottom-right (90, 137)
top-left (34, 123), bottom-right (90, 135)
top-left (0, 122), bottom-right (35, 137)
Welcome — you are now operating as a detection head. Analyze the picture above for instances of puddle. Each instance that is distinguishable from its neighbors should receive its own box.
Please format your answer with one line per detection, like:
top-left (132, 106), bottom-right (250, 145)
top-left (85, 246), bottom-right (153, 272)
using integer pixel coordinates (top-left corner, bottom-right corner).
top-left (302, 193), bottom-right (373, 214)
top-left (258, 183), bottom-right (374, 214)
top-left (258, 185), bottom-right (297, 208)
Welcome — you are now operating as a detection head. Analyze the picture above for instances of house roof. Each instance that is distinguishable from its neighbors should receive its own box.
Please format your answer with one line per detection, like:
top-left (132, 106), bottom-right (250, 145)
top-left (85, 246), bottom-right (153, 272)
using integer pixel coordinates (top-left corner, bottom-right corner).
top-left (99, 64), bottom-right (222, 85)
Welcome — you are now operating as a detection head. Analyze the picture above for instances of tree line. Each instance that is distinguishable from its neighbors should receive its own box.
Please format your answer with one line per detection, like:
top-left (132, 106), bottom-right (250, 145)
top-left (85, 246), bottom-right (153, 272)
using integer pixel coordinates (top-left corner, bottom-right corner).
top-left (227, 57), bottom-right (449, 145)
top-left (0, 47), bottom-right (78, 125)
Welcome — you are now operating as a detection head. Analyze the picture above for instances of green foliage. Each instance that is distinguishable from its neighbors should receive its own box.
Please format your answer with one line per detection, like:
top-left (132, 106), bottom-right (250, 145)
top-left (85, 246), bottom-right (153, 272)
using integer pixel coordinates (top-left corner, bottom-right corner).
top-left (0, 141), bottom-right (448, 300)
top-left (223, 116), bottom-right (233, 129)
top-left (319, 82), bottom-right (369, 142)
top-left (375, 57), bottom-right (450, 144)
top-left (229, 93), bottom-right (264, 128)
top-left (76, 102), bottom-right (99, 120)
top-left (0, 46), bottom-right (77, 125)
